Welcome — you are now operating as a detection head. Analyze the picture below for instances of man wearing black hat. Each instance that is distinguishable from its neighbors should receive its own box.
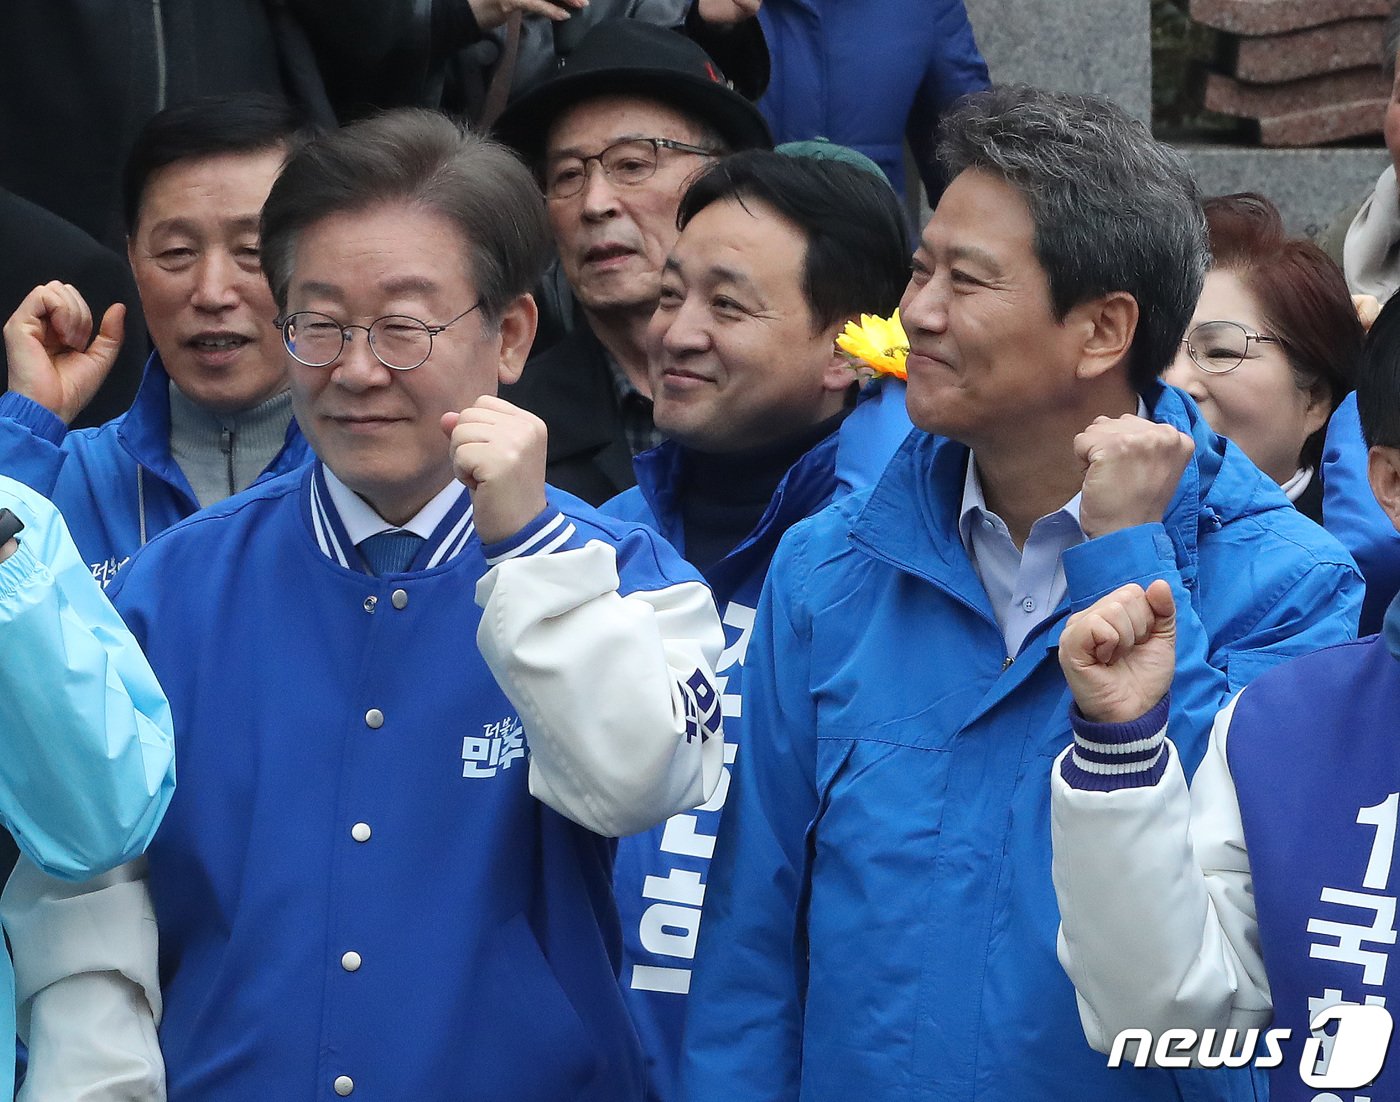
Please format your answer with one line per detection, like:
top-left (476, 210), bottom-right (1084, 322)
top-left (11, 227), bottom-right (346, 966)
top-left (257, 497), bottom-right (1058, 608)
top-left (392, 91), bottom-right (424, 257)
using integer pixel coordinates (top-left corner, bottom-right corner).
top-left (493, 19), bottom-right (771, 505)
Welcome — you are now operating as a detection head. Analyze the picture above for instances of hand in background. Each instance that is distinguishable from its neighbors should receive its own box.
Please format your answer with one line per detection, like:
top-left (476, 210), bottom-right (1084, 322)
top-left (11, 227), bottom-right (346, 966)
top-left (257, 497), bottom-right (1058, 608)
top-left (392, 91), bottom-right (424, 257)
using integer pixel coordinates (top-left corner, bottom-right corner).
top-left (467, 0), bottom-right (586, 30)
top-left (696, 0), bottom-right (762, 24)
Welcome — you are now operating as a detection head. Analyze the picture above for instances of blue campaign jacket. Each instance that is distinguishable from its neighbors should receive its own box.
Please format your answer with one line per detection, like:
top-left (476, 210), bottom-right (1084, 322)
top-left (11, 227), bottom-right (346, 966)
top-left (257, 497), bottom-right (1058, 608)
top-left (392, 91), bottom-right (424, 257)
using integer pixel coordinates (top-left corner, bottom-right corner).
top-left (108, 462), bottom-right (717, 1101)
top-left (0, 477), bottom-right (175, 1101)
top-left (1226, 597), bottom-right (1400, 1102)
top-left (683, 383), bottom-right (1363, 1102)
top-left (1322, 391), bottom-right (1400, 635)
top-left (0, 353), bottom-right (310, 586)
top-left (604, 429), bottom-right (844, 1102)
top-left (756, 0), bottom-right (989, 201)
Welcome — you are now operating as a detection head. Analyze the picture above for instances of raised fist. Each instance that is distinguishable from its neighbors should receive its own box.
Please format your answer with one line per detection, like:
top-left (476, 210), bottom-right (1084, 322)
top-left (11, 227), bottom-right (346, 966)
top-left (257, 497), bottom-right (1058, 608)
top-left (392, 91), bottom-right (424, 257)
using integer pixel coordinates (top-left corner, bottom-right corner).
top-left (2, 282), bottom-right (125, 425)
top-left (1076, 414), bottom-right (1193, 539)
top-left (442, 395), bottom-right (549, 545)
top-left (1059, 579), bottom-right (1176, 724)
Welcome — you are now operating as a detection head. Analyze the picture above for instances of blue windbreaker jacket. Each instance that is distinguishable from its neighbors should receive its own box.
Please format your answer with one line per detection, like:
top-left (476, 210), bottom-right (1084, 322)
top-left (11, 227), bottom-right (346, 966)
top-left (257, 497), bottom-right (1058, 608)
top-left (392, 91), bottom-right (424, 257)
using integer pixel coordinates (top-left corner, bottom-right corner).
top-left (683, 383), bottom-right (1363, 1102)
top-left (0, 353), bottom-right (310, 587)
top-left (1322, 391), bottom-right (1400, 634)
top-left (0, 476), bottom-right (175, 1100)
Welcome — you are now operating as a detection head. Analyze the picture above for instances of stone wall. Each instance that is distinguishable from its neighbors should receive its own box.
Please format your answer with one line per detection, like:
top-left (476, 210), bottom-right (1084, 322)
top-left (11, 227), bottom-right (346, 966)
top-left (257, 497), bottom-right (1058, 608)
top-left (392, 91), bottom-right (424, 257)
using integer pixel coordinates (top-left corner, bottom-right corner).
top-left (955, 0), bottom-right (1389, 239)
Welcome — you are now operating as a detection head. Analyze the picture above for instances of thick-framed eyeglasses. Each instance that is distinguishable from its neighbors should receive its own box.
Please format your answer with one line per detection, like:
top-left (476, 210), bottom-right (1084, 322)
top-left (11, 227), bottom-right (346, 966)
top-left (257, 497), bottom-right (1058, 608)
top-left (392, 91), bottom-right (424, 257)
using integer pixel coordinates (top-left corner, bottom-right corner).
top-left (543, 137), bottom-right (715, 200)
top-left (1179, 320), bottom-right (1280, 375)
top-left (277, 303), bottom-right (482, 371)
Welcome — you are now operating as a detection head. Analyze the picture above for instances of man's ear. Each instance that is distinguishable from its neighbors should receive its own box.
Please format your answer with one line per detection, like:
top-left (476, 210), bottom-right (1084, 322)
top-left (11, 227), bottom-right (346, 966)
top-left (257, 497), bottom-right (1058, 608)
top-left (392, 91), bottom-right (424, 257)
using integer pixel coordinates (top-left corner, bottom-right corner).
top-left (1071, 291), bottom-right (1139, 383)
top-left (821, 332), bottom-right (857, 394)
top-left (495, 293), bottom-right (539, 387)
top-left (1368, 444), bottom-right (1400, 533)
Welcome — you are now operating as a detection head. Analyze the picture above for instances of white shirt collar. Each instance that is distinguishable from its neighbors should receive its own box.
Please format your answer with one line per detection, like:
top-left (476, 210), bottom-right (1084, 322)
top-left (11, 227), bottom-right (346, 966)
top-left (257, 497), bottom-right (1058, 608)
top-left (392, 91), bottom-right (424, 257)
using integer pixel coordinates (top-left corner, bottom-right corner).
top-left (321, 468), bottom-right (467, 545)
top-left (1280, 465), bottom-right (1314, 503)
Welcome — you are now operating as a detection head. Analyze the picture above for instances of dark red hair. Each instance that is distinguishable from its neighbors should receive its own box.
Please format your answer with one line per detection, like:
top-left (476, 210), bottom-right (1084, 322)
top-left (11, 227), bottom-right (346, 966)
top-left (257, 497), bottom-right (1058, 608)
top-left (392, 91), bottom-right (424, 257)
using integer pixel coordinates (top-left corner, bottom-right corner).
top-left (1202, 193), bottom-right (1361, 469)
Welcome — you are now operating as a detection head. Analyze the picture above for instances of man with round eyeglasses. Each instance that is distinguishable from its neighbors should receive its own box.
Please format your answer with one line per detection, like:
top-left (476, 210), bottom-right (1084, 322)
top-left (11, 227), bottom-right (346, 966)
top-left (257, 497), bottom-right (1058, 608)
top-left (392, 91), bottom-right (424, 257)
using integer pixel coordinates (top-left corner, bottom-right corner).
top-left (279, 301), bottom-right (484, 372)
top-left (493, 18), bottom-right (771, 504)
top-left (4, 109), bottom-right (727, 1102)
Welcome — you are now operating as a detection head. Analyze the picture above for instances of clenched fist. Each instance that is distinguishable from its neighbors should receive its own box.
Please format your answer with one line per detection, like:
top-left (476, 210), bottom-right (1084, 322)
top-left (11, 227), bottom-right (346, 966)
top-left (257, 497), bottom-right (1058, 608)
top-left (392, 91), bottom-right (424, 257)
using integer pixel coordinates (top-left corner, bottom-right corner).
top-left (1075, 414), bottom-right (1193, 539)
top-left (442, 395), bottom-right (549, 545)
top-left (1059, 579), bottom-right (1176, 723)
top-left (2, 281), bottom-right (125, 425)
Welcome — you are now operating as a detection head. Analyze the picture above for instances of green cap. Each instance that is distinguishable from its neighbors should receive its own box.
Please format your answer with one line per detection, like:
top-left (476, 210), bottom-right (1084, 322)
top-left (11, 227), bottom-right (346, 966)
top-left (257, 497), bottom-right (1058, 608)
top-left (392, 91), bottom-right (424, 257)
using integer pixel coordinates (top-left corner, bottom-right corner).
top-left (775, 137), bottom-right (889, 184)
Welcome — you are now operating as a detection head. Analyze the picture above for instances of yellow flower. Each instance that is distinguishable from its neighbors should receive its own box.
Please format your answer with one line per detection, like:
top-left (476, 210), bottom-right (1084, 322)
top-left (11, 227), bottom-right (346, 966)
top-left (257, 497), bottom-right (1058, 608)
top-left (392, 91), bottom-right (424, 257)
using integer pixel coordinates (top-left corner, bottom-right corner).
top-left (835, 310), bottom-right (909, 381)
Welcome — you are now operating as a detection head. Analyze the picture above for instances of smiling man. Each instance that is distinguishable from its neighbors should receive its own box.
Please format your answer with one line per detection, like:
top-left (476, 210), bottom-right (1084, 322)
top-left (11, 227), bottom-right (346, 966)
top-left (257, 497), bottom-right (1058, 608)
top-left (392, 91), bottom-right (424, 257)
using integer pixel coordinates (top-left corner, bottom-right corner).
top-left (682, 85), bottom-right (1363, 1102)
top-left (600, 148), bottom-right (910, 1102)
top-left (0, 95), bottom-right (315, 589)
top-left (493, 19), bottom-right (770, 504)
top-left (3, 109), bottom-right (725, 1101)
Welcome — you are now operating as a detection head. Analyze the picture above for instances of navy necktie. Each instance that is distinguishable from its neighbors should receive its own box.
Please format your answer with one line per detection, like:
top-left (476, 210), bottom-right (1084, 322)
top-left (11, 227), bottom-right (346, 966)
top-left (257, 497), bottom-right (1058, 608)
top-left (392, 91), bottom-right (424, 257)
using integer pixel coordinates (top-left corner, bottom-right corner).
top-left (358, 530), bottom-right (424, 576)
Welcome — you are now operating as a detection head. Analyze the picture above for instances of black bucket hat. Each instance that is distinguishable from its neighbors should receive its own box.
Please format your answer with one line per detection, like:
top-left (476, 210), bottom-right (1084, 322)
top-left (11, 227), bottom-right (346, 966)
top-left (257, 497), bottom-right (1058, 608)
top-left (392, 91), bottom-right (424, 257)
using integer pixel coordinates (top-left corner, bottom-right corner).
top-left (492, 19), bottom-right (772, 165)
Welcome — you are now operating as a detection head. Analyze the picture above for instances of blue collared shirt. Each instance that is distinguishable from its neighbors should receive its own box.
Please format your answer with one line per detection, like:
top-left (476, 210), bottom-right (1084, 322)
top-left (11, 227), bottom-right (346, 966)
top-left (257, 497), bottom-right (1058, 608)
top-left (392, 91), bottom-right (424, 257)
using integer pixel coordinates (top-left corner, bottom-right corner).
top-left (957, 459), bottom-right (1083, 658)
top-left (957, 401), bottom-right (1150, 657)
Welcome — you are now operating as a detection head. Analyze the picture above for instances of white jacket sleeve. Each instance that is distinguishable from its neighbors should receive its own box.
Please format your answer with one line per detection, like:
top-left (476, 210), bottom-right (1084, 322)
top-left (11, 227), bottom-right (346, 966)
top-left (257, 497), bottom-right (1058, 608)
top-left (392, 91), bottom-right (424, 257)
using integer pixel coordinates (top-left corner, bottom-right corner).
top-left (1051, 692), bottom-right (1273, 1053)
top-left (476, 516), bottom-right (725, 838)
top-left (2, 857), bottom-right (164, 1101)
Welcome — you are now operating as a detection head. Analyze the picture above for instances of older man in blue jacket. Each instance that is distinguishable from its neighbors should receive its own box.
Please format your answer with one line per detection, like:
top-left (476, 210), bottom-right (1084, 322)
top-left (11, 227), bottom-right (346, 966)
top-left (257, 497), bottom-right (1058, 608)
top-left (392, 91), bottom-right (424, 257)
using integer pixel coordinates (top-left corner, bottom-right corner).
top-left (5, 110), bottom-right (724, 1102)
top-left (682, 85), bottom-right (1363, 1102)
top-left (0, 96), bottom-right (314, 590)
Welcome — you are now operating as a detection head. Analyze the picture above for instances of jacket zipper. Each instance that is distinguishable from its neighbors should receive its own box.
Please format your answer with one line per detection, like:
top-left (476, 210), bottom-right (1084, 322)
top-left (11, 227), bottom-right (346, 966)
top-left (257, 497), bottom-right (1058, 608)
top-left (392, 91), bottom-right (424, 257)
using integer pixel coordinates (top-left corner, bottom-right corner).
top-left (221, 427), bottom-right (235, 498)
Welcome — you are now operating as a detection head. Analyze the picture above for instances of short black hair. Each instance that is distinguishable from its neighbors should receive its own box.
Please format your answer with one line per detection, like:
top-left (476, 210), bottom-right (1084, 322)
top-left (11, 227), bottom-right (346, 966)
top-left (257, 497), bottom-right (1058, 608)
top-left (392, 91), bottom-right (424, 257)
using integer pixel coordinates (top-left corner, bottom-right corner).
top-left (1358, 292), bottom-right (1400, 449)
top-left (123, 94), bottom-right (316, 233)
top-left (676, 150), bottom-right (909, 332)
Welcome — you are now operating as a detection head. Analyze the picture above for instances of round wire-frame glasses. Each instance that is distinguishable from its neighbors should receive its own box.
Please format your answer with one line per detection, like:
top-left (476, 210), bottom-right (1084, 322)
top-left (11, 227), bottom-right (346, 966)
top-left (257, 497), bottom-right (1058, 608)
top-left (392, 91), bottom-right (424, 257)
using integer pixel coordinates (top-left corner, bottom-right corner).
top-left (277, 302), bottom-right (482, 371)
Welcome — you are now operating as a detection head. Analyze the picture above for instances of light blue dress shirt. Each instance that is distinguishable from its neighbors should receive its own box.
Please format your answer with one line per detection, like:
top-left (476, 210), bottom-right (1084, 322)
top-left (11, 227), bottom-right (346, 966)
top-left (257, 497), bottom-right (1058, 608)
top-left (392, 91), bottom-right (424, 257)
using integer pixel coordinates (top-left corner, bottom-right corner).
top-left (957, 459), bottom-right (1084, 658)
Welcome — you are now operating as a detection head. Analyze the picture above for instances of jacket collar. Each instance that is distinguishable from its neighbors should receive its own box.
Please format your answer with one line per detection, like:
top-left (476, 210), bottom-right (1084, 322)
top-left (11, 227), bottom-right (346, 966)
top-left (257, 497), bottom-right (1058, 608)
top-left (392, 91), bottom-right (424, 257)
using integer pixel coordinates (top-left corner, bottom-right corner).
top-left (116, 351), bottom-right (312, 500)
top-left (848, 382), bottom-right (1279, 605)
top-left (305, 462), bottom-right (478, 575)
top-left (115, 352), bottom-right (188, 495)
top-left (632, 428), bottom-right (842, 583)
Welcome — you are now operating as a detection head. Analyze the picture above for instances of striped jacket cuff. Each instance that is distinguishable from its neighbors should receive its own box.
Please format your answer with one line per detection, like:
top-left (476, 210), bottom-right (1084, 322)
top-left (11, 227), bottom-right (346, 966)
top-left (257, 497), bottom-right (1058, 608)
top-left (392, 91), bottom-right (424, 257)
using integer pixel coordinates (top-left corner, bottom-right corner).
top-left (0, 391), bottom-right (66, 443)
top-left (1060, 694), bottom-right (1170, 791)
top-left (481, 506), bottom-right (579, 566)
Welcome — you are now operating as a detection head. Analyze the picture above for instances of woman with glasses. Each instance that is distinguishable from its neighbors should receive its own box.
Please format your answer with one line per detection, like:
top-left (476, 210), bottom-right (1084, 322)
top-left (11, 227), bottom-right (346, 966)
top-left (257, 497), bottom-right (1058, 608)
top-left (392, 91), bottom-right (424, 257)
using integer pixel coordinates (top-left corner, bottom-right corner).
top-left (1164, 193), bottom-right (1362, 522)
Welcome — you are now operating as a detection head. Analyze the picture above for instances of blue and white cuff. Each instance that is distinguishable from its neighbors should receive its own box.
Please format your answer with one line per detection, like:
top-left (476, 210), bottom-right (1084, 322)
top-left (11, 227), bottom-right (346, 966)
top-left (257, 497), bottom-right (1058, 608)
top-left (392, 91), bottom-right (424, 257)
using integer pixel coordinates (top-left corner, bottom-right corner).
top-left (481, 506), bottom-right (579, 566)
top-left (1061, 694), bottom-right (1171, 791)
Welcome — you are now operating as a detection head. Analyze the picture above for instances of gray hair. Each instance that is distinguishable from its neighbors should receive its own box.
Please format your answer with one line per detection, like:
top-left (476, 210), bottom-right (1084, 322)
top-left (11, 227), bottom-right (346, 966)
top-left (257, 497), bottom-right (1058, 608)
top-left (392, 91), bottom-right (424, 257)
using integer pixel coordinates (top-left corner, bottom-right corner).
top-left (937, 85), bottom-right (1209, 390)
top-left (261, 109), bottom-right (552, 328)
top-left (1386, 3), bottom-right (1400, 78)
